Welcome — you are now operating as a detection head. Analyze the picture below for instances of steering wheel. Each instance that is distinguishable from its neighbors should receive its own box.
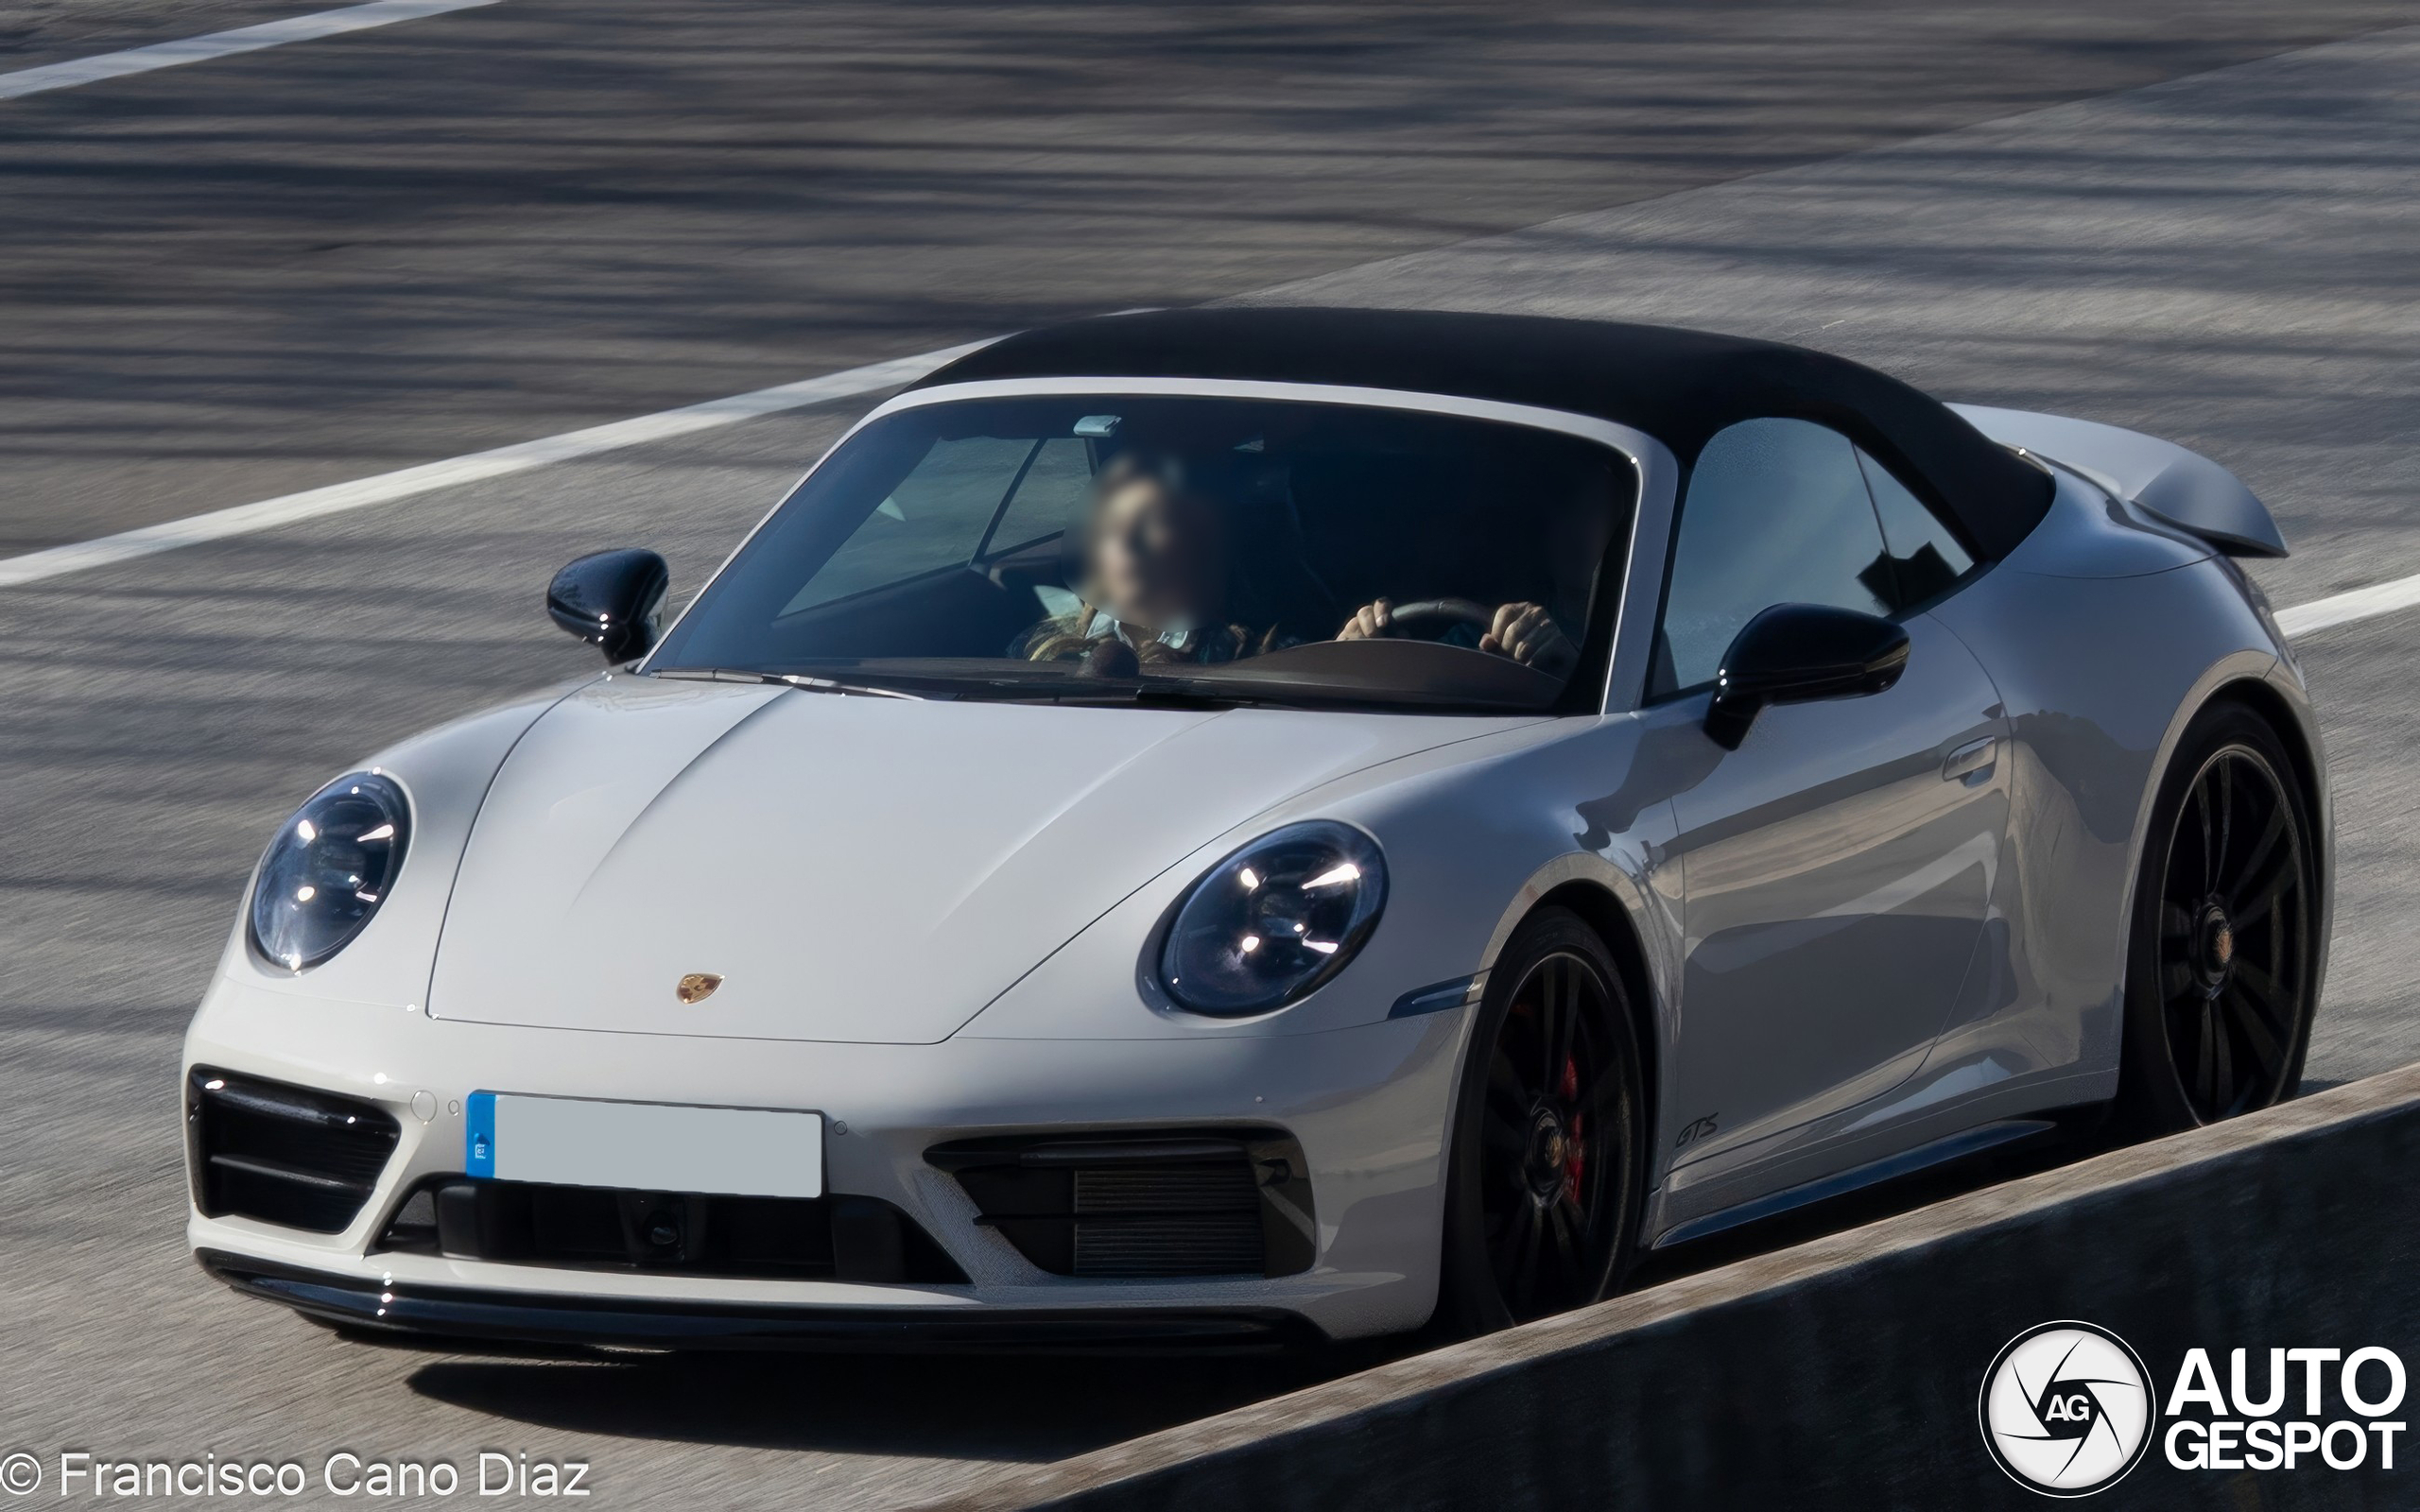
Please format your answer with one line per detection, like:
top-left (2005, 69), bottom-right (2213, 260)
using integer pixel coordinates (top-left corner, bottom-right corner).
top-left (1375, 597), bottom-right (1496, 633)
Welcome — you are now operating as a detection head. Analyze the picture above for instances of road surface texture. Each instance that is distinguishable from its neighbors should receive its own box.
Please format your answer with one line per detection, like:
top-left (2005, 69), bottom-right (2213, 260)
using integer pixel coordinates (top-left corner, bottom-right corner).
top-left (2, 4), bottom-right (2417, 1506)
top-left (7, 0), bottom-right (2418, 553)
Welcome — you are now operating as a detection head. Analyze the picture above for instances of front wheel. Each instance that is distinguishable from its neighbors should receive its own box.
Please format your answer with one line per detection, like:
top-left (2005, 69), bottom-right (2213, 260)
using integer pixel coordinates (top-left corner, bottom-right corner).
top-left (1436, 907), bottom-right (1647, 1334)
top-left (2118, 702), bottom-right (2320, 1134)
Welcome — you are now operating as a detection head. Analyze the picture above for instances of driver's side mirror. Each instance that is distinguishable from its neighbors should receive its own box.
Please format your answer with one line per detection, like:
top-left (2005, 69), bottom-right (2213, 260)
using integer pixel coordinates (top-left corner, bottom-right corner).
top-left (547, 548), bottom-right (669, 664)
top-left (1703, 603), bottom-right (1910, 750)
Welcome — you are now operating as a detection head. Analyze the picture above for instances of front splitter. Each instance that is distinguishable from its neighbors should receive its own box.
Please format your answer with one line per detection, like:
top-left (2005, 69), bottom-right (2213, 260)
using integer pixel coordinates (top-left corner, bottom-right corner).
top-left (199, 1250), bottom-right (1324, 1355)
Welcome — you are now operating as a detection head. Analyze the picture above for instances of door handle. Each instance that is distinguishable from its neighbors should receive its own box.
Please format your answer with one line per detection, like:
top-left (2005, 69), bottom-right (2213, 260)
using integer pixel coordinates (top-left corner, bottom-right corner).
top-left (1942, 736), bottom-right (1997, 783)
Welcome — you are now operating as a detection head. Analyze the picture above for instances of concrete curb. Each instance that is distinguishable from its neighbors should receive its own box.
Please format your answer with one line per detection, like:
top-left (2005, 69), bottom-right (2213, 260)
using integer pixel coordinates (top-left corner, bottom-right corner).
top-left (917, 1065), bottom-right (2420, 1510)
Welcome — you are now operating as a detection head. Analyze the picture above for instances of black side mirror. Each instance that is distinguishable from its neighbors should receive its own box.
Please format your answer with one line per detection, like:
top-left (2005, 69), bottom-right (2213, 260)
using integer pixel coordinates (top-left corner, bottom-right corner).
top-left (1703, 603), bottom-right (1910, 749)
top-left (547, 549), bottom-right (669, 663)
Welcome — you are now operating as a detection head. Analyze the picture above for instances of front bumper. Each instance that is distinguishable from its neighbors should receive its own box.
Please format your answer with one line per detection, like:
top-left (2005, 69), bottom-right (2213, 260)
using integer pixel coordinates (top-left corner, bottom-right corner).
top-left (184, 974), bottom-right (1468, 1345)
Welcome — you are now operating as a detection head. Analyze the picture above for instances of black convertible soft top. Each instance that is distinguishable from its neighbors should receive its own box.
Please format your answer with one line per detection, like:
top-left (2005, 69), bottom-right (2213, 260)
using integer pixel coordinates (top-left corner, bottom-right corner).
top-left (915, 307), bottom-right (2052, 559)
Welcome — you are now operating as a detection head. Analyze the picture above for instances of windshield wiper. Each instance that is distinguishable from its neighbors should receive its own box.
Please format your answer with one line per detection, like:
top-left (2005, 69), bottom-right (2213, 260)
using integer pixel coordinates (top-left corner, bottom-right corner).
top-left (645, 667), bottom-right (927, 700)
top-left (645, 667), bottom-right (1509, 713)
top-left (1007, 678), bottom-right (1539, 714)
top-left (1124, 681), bottom-right (1288, 710)
top-left (974, 679), bottom-right (1300, 711)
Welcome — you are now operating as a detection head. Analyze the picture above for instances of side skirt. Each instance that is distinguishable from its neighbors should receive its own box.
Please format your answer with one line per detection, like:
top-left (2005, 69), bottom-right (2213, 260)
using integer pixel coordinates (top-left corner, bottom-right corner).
top-left (1647, 1117), bottom-right (2059, 1250)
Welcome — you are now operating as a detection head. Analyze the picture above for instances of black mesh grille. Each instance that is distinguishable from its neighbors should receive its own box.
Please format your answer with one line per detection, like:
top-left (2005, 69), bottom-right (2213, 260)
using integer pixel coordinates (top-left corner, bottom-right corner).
top-left (1075, 1164), bottom-right (1259, 1212)
top-left (187, 1068), bottom-right (400, 1234)
top-left (1070, 1165), bottom-right (1262, 1277)
top-left (929, 1130), bottom-right (1314, 1280)
top-left (1074, 1213), bottom-right (1266, 1278)
top-left (372, 1178), bottom-right (967, 1284)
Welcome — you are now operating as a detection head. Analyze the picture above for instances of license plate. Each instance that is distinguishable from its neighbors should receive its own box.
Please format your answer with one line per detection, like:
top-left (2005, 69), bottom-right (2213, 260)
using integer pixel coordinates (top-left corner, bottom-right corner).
top-left (465, 1092), bottom-right (823, 1199)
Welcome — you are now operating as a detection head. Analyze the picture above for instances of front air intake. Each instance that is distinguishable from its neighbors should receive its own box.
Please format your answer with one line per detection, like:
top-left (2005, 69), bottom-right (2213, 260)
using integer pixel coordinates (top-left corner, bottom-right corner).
top-left (371, 1178), bottom-right (967, 1285)
top-left (186, 1068), bottom-right (400, 1233)
top-left (927, 1130), bottom-right (1314, 1280)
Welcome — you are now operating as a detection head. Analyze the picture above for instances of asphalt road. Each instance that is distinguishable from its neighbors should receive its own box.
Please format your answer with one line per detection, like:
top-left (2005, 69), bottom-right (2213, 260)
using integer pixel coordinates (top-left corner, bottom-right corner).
top-left (6, 0), bottom-right (2419, 554)
top-left (3, 5), bottom-right (2418, 1508)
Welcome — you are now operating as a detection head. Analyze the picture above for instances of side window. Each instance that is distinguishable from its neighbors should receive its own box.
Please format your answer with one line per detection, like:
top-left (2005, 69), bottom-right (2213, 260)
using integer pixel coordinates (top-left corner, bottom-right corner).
top-left (1652, 418), bottom-right (1893, 696)
top-left (1857, 448), bottom-right (1976, 606)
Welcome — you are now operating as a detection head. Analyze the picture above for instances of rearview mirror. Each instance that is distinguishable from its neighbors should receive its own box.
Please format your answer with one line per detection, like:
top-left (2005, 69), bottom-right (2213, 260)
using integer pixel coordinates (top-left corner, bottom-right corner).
top-left (547, 549), bottom-right (669, 664)
top-left (1703, 603), bottom-right (1910, 749)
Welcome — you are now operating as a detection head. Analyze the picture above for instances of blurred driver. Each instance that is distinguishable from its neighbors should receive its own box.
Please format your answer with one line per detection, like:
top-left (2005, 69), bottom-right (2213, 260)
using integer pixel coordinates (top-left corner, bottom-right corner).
top-left (1017, 455), bottom-right (1288, 668)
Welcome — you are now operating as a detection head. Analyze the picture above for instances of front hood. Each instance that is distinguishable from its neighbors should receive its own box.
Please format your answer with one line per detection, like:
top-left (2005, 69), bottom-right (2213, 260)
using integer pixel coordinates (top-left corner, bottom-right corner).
top-left (428, 675), bottom-right (1515, 1043)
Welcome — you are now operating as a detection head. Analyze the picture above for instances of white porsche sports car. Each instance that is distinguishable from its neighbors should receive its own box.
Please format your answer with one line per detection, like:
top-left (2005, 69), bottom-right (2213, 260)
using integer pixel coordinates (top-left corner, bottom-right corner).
top-left (185, 308), bottom-right (2325, 1349)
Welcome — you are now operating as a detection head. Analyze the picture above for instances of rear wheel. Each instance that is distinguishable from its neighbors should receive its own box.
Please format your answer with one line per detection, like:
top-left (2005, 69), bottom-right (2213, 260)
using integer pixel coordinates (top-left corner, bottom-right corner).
top-left (2118, 702), bottom-right (2318, 1134)
top-left (1437, 907), bottom-right (1646, 1334)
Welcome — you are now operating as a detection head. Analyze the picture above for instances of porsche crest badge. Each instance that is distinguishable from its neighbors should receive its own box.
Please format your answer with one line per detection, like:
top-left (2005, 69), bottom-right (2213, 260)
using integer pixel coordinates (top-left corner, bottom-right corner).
top-left (675, 971), bottom-right (724, 1005)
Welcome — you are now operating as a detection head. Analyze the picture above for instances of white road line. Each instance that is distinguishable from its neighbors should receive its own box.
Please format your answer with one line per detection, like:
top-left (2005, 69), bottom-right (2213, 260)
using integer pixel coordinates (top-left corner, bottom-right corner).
top-left (0, 315), bottom-right (2407, 646)
top-left (2274, 577), bottom-right (2420, 640)
top-left (0, 329), bottom-right (2411, 646)
top-left (7, 10), bottom-right (2411, 640)
top-left (0, 342), bottom-right (990, 588)
top-left (0, 0), bottom-right (500, 102)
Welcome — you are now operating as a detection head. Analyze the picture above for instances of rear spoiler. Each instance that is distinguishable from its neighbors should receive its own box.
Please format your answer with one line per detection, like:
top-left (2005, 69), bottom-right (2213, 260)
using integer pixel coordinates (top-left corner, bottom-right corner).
top-left (1948, 404), bottom-right (2288, 558)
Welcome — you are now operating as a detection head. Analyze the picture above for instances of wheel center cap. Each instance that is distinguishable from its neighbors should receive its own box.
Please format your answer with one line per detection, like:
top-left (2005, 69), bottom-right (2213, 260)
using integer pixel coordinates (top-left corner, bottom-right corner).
top-left (1525, 1110), bottom-right (1568, 1199)
top-left (2195, 902), bottom-right (2236, 985)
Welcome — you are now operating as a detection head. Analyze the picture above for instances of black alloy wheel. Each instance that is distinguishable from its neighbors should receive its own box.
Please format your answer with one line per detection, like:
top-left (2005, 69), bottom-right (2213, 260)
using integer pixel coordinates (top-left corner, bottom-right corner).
top-left (1440, 907), bottom-right (1644, 1332)
top-left (2123, 703), bottom-right (2318, 1132)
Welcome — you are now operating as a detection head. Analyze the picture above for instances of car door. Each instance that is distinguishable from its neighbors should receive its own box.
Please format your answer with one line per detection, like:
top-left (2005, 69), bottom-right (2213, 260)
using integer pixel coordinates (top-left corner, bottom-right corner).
top-left (1651, 417), bottom-right (2012, 1176)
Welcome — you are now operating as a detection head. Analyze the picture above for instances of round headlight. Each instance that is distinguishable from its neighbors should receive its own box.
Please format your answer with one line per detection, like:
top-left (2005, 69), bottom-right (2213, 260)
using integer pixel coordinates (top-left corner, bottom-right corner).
top-left (249, 773), bottom-right (411, 971)
top-left (1161, 821), bottom-right (1387, 1016)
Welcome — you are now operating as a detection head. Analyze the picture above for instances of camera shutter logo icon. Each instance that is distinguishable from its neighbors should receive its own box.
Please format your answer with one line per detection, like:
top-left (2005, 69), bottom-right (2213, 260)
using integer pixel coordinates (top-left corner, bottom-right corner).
top-left (1979, 1321), bottom-right (2157, 1496)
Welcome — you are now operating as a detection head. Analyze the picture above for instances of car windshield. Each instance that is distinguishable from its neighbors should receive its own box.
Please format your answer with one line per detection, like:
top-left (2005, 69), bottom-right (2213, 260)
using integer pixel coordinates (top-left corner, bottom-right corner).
top-left (648, 393), bottom-right (1637, 713)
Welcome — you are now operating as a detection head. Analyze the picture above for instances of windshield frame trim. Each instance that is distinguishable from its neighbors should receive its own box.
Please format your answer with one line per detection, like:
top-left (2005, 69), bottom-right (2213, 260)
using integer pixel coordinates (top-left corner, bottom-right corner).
top-left (638, 374), bottom-right (1680, 716)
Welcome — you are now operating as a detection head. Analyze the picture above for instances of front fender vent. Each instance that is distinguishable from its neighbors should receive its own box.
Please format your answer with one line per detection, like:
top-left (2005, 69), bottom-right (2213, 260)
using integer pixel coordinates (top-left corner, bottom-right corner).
top-left (926, 1129), bottom-right (1314, 1280)
top-left (186, 1068), bottom-right (400, 1234)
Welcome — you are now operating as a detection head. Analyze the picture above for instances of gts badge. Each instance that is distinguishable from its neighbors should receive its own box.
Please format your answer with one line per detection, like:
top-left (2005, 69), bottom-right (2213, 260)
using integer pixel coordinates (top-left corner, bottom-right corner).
top-left (1674, 1114), bottom-right (1719, 1151)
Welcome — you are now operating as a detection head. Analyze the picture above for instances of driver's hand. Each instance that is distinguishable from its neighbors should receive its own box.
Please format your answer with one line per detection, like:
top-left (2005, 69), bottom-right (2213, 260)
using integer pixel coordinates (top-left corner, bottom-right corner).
top-left (1338, 597), bottom-right (1395, 640)
top-left (1482, 601), bottom-right (1577, 676)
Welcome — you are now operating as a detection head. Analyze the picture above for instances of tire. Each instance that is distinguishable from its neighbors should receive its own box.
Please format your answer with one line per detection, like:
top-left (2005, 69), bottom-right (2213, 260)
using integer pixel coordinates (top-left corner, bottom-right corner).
top-left (2117, 700), bottom-right (2320, 1137)
top-left (1436, 906), bottom-right (1647, 1335)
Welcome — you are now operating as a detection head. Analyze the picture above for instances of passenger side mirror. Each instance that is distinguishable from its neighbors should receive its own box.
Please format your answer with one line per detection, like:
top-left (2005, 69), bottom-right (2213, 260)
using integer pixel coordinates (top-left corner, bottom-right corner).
top-left (1703, 603), bottom-right (1910, 749)
top-left (547, 549), bottom-right (670, 664)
